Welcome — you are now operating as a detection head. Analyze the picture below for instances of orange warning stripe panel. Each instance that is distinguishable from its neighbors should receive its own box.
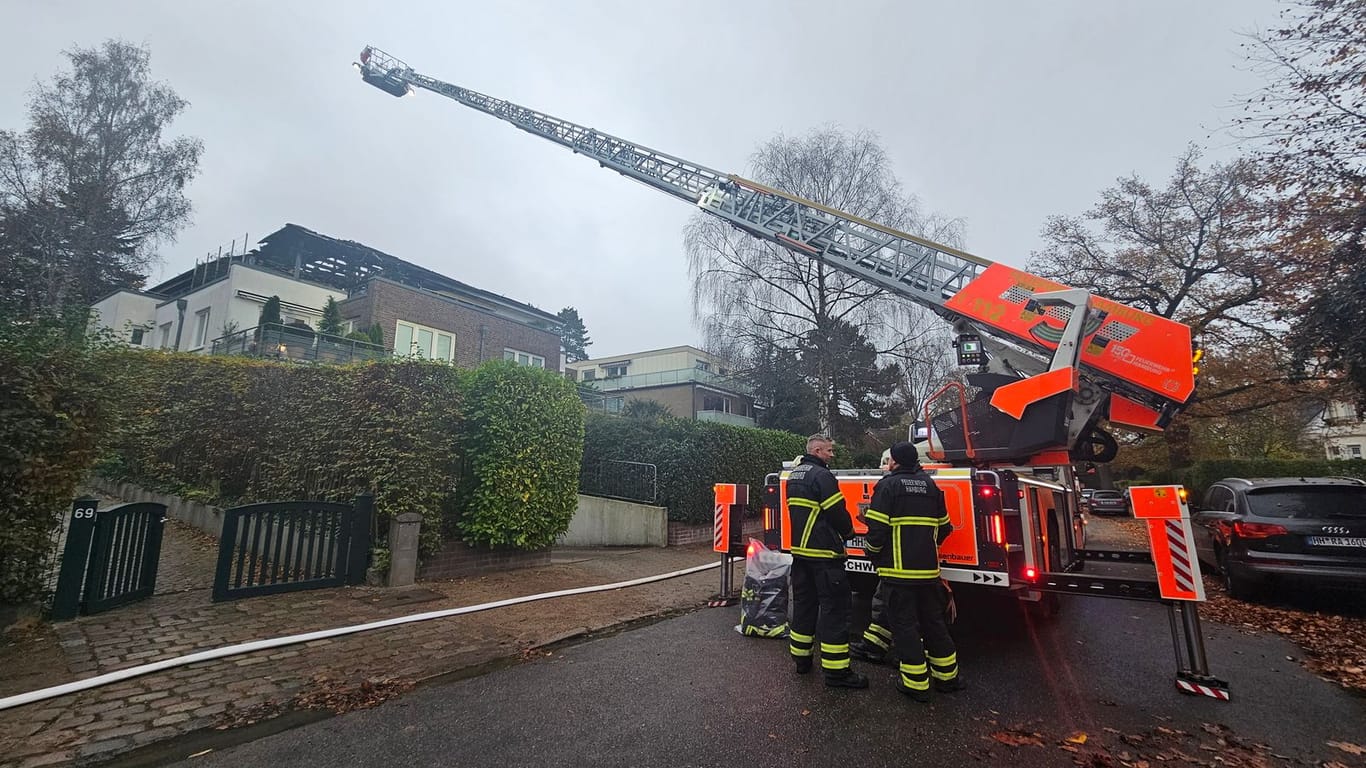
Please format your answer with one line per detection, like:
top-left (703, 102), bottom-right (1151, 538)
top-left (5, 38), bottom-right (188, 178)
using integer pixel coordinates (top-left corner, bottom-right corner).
top-left (988, 366), bottom-right (1078, 420)
top-left (713, 484), bottom-right (736, 554)
top-left (713, 484), bottom-right (737, 506)
top-left (1145, 518), bottom-right (1205, 601)
top-left (1110, 394), bottom-right (1164, 433)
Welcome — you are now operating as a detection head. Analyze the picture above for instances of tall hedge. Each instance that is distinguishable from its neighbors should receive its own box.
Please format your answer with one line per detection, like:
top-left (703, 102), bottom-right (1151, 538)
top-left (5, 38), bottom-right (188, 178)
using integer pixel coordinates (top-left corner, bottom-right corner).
top-left (582, 413), bottom-right (805, 524)
top-left (456, 361), bottom-right (585, 548)
top-left (0, 319), bottom-right (125, 604)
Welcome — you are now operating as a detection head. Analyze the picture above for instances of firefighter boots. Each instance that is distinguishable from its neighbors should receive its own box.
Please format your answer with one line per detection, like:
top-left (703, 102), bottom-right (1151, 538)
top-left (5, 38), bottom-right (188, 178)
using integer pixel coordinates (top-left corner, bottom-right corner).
top-left (896, 681), bottom-right (931, 703)
top-left (849, 640), bottom-right (887, 664)
top-left (824, 670), bottom-right (869, 689)
top-left (793, 657), bottom-right (812, 675)
top-left (934, 677), bottom-right (965, 693)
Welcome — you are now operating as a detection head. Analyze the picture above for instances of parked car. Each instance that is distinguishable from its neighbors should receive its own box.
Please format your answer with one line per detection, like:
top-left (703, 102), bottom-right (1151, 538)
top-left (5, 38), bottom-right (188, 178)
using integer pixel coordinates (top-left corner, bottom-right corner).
top-left (1079, 488), bottom-right (1095, 514)
top-left (1192, 476), bottom-right (1366, 599)
top-left (1088, 489), bottom-right (1129, 516)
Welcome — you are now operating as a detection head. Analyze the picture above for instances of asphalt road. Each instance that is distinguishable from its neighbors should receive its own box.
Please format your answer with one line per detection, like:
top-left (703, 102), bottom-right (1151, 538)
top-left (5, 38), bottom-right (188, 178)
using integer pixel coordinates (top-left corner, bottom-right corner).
top-left (173, 588), bottom-right (1365, 768)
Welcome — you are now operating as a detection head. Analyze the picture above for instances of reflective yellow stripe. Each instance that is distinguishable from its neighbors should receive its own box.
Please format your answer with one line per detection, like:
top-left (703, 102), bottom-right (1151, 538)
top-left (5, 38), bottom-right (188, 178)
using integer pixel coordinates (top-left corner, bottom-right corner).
top-left (864, 509), bottom-right (890, 524)
top-left (798, 509), bottom-right (820, 551)
top-left (791, 547), bottom-right (839, 558)
top-left (790, 630), bottom-right (814, 643)
top-left (890, 516), bottom-right (944, 527)
top-left (820, 492), bottom-right (844, 510)
top-left (788, 498), bottom-right (820, 509)
top-left (927, 652), bottom-right (957, 667)
top-left (864, 543), bottom-right (881, 553)
top-left (898, 662), bottom-right (928, 674)
top-left (878, 566), bottom-right (941, 579)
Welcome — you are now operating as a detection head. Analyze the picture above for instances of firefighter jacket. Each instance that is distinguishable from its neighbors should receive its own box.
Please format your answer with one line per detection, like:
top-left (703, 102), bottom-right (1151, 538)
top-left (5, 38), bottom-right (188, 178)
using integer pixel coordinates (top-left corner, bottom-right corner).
top-left (863, 465), bottom-right (953, 582)
top-left (785, 454), bottom-right (850, 560)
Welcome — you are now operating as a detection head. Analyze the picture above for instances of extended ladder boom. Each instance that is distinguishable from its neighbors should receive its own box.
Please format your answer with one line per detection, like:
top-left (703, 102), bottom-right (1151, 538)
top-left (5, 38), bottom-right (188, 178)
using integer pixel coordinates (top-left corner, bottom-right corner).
top-left (355, 46), bottom-right (1198, 454)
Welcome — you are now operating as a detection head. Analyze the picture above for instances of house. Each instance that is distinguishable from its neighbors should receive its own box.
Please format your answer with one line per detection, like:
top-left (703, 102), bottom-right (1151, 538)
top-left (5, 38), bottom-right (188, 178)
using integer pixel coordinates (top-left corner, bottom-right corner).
top-left (1319, 400), bottom-right (1366, 459)
top-left (564, 345), bottom-right (758, 426)
top-left (90, 224), bottom-right (562, 370)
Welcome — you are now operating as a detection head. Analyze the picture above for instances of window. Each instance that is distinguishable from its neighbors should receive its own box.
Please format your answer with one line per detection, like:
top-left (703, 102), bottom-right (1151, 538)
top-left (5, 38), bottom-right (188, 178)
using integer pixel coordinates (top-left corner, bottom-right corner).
top-left (604, 363), bottom-right (628, 378)
top-left (504, 348), bottom-right (546, 368)
top-left (159, 322), bottom-right (173, 349)
top-left (582, 369), bottom-right (596, 381)
top-left (703, 394), bottom-right (729, 412)
top-left (605, 396), bottom-right (624, 414)
top-left (130, 328), bottom-right (145, 346)
top-left (1351, 444), bottom-right (1363, 458)
top-left (192, 308), bottom-right (211, 349)
top-left (393, 321), bottom-right (455, 361)
top-left (695, 360), bottom-right (711, 372)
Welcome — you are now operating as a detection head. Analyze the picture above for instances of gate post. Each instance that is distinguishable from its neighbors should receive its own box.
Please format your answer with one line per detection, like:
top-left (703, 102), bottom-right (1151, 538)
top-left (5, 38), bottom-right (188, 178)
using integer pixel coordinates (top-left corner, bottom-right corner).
top-left (50, 497), bottom-right (100, 621)
top-left (388, 513), bottom-right (423, 587)
top-left (348, 493), bottom-right (374, 585)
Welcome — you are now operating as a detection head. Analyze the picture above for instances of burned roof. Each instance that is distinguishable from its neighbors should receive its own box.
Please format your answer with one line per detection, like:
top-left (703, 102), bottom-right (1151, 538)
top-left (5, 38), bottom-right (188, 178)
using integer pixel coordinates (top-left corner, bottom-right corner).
top-left (148, 223), bottom-right (561, 326)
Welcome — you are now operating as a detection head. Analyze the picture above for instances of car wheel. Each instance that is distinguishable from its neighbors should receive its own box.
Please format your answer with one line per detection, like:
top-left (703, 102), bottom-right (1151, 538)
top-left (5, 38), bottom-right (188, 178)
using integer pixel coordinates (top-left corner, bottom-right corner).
top-left (1218, 549), bottom-right (1256, 601)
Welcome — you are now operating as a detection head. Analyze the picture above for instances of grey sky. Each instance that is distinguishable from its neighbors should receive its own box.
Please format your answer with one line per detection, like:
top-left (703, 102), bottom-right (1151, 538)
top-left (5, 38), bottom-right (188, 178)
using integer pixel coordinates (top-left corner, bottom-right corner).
top-left (4, 0), bottom-right (1283, 356)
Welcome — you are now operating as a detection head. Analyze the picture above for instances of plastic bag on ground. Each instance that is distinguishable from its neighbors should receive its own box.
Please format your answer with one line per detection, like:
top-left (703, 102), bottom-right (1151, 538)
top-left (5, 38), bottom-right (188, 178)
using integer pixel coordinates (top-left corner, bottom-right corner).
top-left (738, 538), bottom-right (792, 638)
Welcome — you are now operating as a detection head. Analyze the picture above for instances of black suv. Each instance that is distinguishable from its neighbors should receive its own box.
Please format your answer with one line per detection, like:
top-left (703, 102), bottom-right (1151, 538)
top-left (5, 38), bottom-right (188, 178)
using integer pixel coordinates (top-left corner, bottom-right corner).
top-left (1192, 476), bottom-right (1366, 598)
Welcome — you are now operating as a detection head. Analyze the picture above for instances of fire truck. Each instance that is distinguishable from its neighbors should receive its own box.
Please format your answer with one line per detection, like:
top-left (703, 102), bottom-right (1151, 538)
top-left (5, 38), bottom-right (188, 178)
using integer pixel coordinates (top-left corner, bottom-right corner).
top-left (353, 46), bottom-right (1226, 700)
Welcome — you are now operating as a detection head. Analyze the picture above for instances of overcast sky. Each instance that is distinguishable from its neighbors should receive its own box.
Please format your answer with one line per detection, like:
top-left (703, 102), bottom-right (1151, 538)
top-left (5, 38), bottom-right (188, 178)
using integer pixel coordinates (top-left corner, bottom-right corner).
top-left (4, 0), bottom-right (1284, 357)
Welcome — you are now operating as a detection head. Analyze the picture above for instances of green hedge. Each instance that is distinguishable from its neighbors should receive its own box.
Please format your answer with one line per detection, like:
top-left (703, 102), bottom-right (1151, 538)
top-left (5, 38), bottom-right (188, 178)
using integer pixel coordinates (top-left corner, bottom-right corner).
top-left (456, 362), bottom-right (585, 548)
top-left (0, 319), bottom-right (125, 604)
top-left (106, 354), bottom-right (582, 556)
top-left (1148, 458), bottom-right (1366, 503)
top-left (583, 413), bottom-right (805, 524)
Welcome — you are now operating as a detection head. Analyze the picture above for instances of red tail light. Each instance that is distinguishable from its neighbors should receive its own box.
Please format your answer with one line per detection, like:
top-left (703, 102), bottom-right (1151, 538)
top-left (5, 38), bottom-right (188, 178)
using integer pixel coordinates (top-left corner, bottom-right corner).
top-left (989, 514), bottom-right (1005, 545)
top-left (1233, 521), bottom-right (1288, 539)
top-left (1024, 566), bottom-right (1038, 581)
top-left (978, 486), bottom-right (996, 498)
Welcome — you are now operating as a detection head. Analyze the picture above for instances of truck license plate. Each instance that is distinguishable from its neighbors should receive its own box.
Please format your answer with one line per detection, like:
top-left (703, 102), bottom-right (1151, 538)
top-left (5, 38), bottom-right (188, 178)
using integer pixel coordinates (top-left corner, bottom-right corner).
top-left (1307, 536), bottom-right (1366, 548)
top-left (844, 559), bottom-right (876, 574)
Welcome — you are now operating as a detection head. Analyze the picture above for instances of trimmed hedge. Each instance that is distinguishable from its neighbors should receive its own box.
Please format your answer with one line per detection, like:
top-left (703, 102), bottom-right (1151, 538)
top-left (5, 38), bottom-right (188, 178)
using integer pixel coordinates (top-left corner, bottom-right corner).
top-left (105, 353), bottom-right (582, 556)
top-left (457, 361), bottom-right (585, 548)
top-left (582, 413), bottom-right (805, 524)
top-left (1148, 458), bottom-right (1366, 503)
top-left (1, 319), bottom-right (125, 604)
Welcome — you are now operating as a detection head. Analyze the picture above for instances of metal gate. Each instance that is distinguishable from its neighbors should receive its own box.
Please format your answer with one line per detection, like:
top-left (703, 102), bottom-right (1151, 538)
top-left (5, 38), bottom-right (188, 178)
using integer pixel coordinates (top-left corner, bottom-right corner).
top-left (212, 495), bottom-right (373, 602)
top-left (51, 499), bottom-right (167, 620)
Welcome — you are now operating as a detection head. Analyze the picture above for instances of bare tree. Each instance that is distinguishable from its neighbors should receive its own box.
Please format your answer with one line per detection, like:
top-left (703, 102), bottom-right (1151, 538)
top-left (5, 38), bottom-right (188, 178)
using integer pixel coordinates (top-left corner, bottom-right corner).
top-left (686, 126), bottom-right (962, 439)
top-left (0, 39), bottom-right (202, 315)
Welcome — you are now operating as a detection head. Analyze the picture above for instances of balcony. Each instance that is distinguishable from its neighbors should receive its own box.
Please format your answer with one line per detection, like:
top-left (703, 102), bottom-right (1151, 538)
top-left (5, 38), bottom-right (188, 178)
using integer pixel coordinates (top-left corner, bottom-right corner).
top-left (585, 367), bottom-right (753, 396)
top-left (696, 410), bottom-right (756, 427)
top-left (210, 323), bottom-right (388, 365)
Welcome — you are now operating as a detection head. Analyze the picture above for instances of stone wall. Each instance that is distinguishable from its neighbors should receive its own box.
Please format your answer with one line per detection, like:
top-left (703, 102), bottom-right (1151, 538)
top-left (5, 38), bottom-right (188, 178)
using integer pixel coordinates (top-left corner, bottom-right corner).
top-left (559, 495), bottom-right (667, 547)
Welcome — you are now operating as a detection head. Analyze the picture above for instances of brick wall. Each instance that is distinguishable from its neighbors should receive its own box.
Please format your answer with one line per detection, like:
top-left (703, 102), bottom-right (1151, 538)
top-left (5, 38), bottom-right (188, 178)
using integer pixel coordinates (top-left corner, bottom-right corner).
top-left (667, 517), bottom-right (764, 547)
top-left (340, 278), bottom-right (561, 372)
top-left (417, 541), bottom-right (553, 581)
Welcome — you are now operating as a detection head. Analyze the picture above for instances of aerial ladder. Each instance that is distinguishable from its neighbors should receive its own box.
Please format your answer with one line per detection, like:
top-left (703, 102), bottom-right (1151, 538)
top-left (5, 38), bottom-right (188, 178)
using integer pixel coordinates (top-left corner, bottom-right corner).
top-left (353, 46), bottom-right (1226, 700)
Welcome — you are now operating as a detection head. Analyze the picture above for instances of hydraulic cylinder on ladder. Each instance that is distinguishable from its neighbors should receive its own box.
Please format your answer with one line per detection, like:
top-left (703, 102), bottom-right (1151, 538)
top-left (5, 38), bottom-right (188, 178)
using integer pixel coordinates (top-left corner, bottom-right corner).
top-left (351, 45), bottom-right (1225, 700)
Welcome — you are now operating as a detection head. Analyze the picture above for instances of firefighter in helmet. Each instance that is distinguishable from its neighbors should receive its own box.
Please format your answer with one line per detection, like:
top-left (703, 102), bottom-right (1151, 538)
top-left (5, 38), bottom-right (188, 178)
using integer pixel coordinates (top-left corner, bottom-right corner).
top-left (863, 441), bottom-right (962, 702)
top-left (786, 434), bottom-right (868, 689)
top-left (850, 449), bottom-right (893, 664)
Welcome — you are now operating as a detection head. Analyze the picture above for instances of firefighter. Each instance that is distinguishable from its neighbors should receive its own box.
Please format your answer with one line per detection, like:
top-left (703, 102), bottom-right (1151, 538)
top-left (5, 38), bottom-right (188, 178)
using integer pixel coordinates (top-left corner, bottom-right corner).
top-left (850, 449), bottom-right (893, 665)
top-left (863, 441), bottom-right (962, 702)
top-left (786, 434), bottom-right (868, 689)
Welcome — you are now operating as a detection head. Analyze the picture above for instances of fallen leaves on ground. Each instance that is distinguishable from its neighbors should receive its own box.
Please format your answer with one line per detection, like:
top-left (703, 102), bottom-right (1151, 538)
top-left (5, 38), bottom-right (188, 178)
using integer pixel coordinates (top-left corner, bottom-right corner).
top-left (986, 721), bottom-right (1345, 767)
top-left (1198, 576), bottom-right (1366, 694)
top-left (213, 675), bottom-right (415, 730)
top-left (1328, 741), bottom-right (1365, 756)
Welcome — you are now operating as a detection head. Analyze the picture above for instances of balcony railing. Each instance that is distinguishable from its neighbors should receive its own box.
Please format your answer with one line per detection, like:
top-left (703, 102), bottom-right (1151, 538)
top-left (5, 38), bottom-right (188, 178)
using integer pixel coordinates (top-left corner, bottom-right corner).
top-left (209, 323), bottom-right (388, 365)
top-left (583, 367), bottom-right (753, 395)
top-left (696, 410), bottom-right (755, 427)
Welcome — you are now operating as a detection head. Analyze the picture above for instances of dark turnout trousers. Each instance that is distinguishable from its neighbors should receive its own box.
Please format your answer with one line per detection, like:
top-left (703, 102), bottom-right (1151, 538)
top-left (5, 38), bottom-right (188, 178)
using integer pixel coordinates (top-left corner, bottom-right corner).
top-left (884, 580), bottom-right (958, 693)
top-left (788, 558), bottom-right (854, 677)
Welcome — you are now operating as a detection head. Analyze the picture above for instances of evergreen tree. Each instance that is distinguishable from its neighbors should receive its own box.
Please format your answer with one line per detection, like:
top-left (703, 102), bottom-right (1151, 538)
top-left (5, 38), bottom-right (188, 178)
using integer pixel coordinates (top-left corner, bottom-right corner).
top-left (259, 296), bottom-right (282, 327)
top-left (556, 307), bottom-right (591, 362)
top-left (368, 323), bottom-right (384, 346)
top-left (318, 297), bottom-right (344, 336)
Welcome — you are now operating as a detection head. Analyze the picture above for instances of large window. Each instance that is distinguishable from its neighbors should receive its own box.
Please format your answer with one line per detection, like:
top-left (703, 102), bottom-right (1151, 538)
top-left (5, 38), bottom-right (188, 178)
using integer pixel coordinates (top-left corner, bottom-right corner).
top-left (393, 321), bottom-right (455, 361)
top-left (604, 363), bottom-right (628, 377)
top-left (159, 322), bottom-right (173, 349)
top-left (504, 348), bottom-right (546, 368)
top-left (192, 308), bottom-right (211, 349)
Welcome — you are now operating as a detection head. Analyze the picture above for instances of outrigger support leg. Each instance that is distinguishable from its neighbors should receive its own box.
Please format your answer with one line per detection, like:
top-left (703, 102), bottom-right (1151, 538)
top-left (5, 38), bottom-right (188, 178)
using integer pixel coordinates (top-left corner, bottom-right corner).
top-left (1167, 601), bottom-right (1229, 700)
